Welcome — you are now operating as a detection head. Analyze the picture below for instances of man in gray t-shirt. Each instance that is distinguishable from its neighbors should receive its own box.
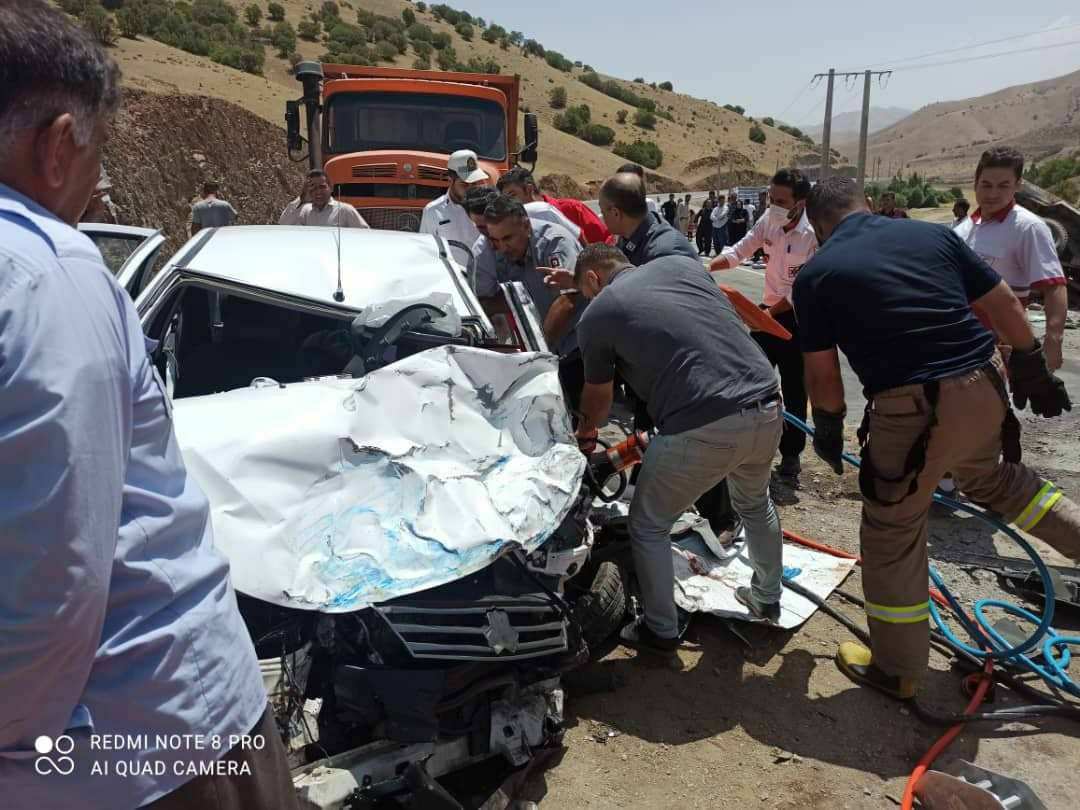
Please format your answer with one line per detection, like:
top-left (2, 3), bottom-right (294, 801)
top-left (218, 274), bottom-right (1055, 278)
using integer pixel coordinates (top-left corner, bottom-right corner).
top-left (191, 181), bottom-right (236, 234)
top-left (574, 244), bottom-right (786, 651)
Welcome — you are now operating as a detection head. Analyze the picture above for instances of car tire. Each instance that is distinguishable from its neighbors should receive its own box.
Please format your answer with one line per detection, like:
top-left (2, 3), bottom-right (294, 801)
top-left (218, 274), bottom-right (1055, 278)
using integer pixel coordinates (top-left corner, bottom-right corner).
top-left (572, 560), bottom-right (628, 656)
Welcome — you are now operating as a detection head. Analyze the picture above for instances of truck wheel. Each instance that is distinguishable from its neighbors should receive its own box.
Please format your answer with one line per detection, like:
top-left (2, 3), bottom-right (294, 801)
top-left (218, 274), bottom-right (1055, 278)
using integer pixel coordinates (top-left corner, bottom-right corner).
top-left (571, 561), bottom-right (627, 657)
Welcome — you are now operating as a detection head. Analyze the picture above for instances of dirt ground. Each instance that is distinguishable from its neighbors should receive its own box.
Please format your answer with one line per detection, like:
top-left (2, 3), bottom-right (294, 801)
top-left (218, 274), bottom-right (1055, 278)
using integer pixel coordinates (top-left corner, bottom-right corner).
top-left (536, 332), bottom-right (1080, 809)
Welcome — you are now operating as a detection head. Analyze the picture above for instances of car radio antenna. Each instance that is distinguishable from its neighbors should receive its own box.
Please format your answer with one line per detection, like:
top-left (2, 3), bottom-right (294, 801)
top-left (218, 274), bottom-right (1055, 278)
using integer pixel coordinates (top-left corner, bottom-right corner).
top-left (333, 224), bottom-right (345, 302)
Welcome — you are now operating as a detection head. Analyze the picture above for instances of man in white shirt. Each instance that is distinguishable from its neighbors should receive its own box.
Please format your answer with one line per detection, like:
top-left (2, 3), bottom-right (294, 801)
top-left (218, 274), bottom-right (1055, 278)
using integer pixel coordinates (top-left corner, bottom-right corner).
top-left (710, 194), bottom-right (731, 256)
top-left (278, 170), bottom-right (369, 228)
top-left (954, 147), bottom-right (1068, 370)
top-left (711, 169), bottom-right (819, 482)
top-left (420, 149), bottom-right (490, 266)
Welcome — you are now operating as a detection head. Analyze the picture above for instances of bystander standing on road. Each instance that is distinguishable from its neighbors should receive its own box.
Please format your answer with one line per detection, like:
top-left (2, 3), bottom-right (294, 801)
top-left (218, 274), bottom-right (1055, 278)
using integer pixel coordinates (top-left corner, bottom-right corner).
top-left (662, 193), bottom-right (678, 226)
top-left (955, 147), bottom-right (1069, 371)
top-left (598, 173), bottom-right (699, 266)
top-left (497, 166), bottom-right (612, 244)
top-left (710, 193), bottom-right (731, 255)
top-left (676, 194), bottom-right (691, 235)
top-left (279, 170), bottom-right (368, 228)
top-left (191, 180), bottom-right (236, 235)
top-left (696, 191), bottom-right (715, 255)
top-left (795, 176), bottom-right (1078, 699)
top-left (711, 169), bottom-right (818, 482)
top-left (573, 245), bottom-right (786, 651)
top-left (727, 197), bottom-right (749, 244)
top-left (0, 3), bottom-right (298, 808)
top-left (951, 198), bottom-right (971, 229)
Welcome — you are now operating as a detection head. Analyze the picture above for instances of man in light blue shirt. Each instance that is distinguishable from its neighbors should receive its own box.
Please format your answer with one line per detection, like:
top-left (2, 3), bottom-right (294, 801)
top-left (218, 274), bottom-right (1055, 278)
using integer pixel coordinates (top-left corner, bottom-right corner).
top-left (0, 3), bottom-right (294, 808)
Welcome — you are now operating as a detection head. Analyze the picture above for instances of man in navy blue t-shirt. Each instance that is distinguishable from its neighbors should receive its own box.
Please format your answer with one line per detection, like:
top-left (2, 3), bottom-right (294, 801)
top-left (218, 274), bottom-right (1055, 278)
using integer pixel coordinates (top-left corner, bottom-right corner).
top-left (793, 176), bottom-right (1078, 701)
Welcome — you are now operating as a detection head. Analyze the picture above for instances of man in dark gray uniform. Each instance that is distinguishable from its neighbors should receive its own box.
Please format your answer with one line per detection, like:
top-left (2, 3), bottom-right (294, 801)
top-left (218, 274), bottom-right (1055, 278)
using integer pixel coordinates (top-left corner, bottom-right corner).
top-left (599, 173), bottom-right (699, 266)
top-left (485, 195), bottom-right (586, 410)
top-left (574, 244), bottom-right (786, 652)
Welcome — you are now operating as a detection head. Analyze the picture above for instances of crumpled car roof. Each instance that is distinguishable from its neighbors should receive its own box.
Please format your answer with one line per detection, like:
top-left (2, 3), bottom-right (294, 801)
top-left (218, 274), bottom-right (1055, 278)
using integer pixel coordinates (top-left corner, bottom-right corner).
top-left (173, 346), bottom-right (584, 612)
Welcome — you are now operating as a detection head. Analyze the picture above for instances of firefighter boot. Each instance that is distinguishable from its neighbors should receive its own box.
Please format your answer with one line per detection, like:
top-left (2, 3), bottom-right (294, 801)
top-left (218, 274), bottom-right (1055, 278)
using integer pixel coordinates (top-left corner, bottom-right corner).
top-left (836, 642), bottom-right (917, 700)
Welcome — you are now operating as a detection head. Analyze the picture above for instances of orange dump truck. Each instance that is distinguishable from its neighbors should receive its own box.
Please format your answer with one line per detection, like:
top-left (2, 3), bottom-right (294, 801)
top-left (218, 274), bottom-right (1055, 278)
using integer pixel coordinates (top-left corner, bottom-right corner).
top-left (286, 62), bottom-right (538, 231)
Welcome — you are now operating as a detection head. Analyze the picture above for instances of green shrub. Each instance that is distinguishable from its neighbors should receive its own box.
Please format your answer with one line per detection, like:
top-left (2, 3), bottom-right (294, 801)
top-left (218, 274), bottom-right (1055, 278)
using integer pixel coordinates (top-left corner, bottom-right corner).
top-left (582, 123), bottom-right (615, 146)
top-left (454, 21), bottom-right (473, 40)
top-left (613, 140), bottom-right (663, 169)
top-left (191, 0), bottom-right (235, 26)
top-left (634, 109), bottom-right (657, 129)
top-left (266, 2), bottom-right (284, 21)
top-left (244, 4), bottom-right (261, 26)
top-left (58, 0), bottom-right (86, 13)
top-left (319, 1), bottom-right (339, 23)
top-left (407, 22), bottom-right (433, 41)
top-left (749, 125), bottom-right (766, 144)
top-left (549, 86), bottom-right (567, 109)
top-left (374, 39), bottom-right (398, 61)
top-left (949, 186), bottom-right (965, 200)
top-left (326, 21), bottom-right (364, 47)
top-left (297, 18), bottom-right (320, 40)
top-left (553, 104), bottom-right (591, 135)
top-left (907, 188), bottom-right (925, 208)
top-left (402, 7), bottom-right (415, 26)
top-left (416, 1), bottom-right (427, 11)
top-left (464, 55), bottom-right (499, 74)
top-left (777, 124), bottom-right (804, 139)
top-left (412, 39), bottom-right (432, 58)
top-left (616, 109), bottom-right (628, 124)
top-left (633, 77), bottom-right (644, 83)
top-left (389, 31), bottom-right (408, 53)
top-left (578, 72), bottom-right (655, 112)
top-left (80, 3), bottom-right (117, 46)
top-left (436, 45), bottom-right (458, 70)
top-left (657, 109), bottom-right (674, 122)
top-left (413, 54), bottom-right (431, 70)
top-left (762, 116), bottom-right (775, 126)
top-left (117, 4), bottom-right (148, 37)
top-left (522, 38), bottom-right (544, 58)
top-left (431, 31), bottom-right (451, 49)
top-left (545, 50), bottom-right (573, 72)
top-left (724, 103), bottom-right (745, 115)
top-left (482, 23), bottom-right (505, 43)
top-left (270, 20), bottom-right (295, 56)
top-left (659, 81), bottom-right (673, 91)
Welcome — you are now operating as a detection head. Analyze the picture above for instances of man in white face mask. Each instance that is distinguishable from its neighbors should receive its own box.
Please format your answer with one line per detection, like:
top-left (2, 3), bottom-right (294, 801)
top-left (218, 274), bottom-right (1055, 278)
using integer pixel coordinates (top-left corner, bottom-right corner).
top-left (710, 169), bottom-right (818, 482)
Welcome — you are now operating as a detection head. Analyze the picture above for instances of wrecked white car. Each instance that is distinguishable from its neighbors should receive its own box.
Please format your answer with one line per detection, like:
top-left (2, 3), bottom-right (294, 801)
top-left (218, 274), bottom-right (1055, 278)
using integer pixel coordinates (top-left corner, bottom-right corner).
top-left (120, 224), bottom-right (626, 808)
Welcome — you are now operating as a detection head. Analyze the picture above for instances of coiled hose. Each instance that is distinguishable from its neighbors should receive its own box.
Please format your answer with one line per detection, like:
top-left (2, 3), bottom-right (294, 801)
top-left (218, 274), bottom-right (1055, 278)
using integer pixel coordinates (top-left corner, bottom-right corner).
top-left (778, 410), bottom-right (1078, 809)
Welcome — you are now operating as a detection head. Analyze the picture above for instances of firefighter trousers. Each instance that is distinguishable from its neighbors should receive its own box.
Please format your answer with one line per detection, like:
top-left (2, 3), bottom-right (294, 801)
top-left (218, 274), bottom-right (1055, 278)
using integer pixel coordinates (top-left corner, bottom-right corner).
top-left (860, 355), bottom-right (1080, 678)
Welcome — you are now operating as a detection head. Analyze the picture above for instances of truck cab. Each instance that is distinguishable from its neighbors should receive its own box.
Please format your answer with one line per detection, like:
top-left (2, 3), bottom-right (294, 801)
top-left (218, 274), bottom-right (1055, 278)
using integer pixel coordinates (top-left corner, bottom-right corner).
top-left (287, 63), bottom-right (538, 232)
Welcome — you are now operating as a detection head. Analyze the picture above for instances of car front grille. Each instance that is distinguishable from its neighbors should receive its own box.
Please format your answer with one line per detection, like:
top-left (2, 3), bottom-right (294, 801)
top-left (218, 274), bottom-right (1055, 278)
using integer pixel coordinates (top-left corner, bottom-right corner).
top-left (375, 598), bottom-right (569, 662)
top-left (352, 163), bottom-right (398, 179)
top-left (418, 164), bottom-right (449, 182)
top-left (359, 207), bottom-right (424, 232)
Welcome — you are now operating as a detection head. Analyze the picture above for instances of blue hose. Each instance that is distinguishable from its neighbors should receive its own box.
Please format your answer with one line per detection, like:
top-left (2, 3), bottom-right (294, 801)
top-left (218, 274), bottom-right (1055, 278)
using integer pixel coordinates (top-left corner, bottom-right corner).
top-left (781, 410), bottom-right (1078, 698)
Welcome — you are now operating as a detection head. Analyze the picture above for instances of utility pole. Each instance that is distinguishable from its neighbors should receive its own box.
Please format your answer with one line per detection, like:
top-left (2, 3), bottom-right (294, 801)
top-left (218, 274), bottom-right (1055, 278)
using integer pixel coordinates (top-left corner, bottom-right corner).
top-left (814, 68), bottom-right (892, 187)
top-left (856, 70), bottom-right (872, 198)
top-left (818, 68), bottom-right (835, 180)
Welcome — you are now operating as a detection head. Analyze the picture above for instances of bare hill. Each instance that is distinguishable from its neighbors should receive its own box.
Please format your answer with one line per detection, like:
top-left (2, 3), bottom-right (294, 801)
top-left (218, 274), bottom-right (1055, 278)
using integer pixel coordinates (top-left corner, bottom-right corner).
top-left (802, 106), bottom-right (912, 140)
top-left (104, 88), bottom-right (306, 251)
top-left (834, 69), bottom-right (1080, 181)
top-left (102, 0), bottom-right (811, 190)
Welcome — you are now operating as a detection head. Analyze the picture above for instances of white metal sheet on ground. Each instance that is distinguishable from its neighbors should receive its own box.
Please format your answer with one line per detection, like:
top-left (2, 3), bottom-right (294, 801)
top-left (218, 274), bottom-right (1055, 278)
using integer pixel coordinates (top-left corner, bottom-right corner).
top-left (672, 534), bottom-right (856, 629)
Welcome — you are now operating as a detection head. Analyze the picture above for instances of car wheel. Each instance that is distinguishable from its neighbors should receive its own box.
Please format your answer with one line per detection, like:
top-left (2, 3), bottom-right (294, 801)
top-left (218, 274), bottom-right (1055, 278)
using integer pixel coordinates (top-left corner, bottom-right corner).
top-left (571, 560), bottom-right (627, 657)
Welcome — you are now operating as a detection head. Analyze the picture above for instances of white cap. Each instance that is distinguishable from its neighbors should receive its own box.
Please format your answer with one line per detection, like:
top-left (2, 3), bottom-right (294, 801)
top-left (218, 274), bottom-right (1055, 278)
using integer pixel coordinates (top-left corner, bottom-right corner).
top-left (447, 149), bottom-right (488, 184)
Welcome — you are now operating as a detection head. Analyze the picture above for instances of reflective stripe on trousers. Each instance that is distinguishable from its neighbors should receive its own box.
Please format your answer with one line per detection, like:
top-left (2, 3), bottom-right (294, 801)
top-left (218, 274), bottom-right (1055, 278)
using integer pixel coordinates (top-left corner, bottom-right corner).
top-left (1013, 481), bottom-right (1062, 533)
top-left (864, 600), bottom-right (930, 625)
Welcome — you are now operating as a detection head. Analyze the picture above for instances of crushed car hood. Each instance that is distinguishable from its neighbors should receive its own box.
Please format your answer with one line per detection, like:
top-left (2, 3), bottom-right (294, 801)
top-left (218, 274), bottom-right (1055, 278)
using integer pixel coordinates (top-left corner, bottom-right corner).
top-left (172, 346), bottom-right (585, 612)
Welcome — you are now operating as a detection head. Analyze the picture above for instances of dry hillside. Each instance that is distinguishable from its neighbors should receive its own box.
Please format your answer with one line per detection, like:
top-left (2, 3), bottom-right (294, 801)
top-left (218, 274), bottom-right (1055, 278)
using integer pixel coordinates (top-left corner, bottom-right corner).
top-left (834, 69), bottom-right (1080, 181)
top-left (103, 0), bottom-right (811, 191)
top-left (103, 88), bottom-right (306, 251)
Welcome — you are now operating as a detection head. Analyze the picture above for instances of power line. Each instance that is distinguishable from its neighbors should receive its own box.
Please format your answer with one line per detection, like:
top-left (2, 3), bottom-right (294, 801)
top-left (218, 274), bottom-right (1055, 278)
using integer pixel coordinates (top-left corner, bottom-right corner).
top-left (852, 20), bottom-right (1080, 71)
top-left (774, 79), bottom-right (816, 121)
top-left (888, 38), bottom-right (1080, 72)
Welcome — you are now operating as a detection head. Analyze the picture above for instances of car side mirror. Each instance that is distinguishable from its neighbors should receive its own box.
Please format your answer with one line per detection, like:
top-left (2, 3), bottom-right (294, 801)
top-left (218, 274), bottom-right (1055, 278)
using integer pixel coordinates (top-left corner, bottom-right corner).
top-left (521, 113), bottom-right (539, 165)
top-left (286, 101), bottom-right (303, 151)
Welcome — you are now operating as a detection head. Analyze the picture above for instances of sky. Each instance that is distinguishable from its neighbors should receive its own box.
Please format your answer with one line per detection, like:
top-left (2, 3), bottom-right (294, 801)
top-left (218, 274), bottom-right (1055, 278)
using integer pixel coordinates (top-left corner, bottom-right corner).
top-left (453, 0), bottom-right (1080, 123)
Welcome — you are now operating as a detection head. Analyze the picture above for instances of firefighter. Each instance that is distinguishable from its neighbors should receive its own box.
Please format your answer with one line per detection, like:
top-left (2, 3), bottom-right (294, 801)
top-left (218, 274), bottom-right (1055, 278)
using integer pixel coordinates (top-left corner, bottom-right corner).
top-left (794, 176), bottom-right (1079, 699)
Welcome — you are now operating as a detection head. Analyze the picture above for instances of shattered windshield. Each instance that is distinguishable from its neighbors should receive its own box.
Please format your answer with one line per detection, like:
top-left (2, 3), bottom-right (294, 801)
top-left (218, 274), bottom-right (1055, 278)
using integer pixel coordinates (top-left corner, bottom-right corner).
top-left (325, 92), bottom-right (507, 161)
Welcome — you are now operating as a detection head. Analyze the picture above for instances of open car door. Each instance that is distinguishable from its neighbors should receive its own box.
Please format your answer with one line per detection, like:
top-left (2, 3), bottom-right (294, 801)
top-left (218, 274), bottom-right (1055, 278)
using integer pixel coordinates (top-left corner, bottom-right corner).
top-left (78, 223), bottom-right (166, 299)
top-left (484, 281), bottom-right (550, 353)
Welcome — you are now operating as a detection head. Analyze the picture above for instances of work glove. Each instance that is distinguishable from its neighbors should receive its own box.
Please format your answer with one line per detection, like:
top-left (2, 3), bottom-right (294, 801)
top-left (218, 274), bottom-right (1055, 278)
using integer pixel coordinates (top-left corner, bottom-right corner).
top-left (812, 408), bottom-right (846, 476)
top-left (1008, 340), bottom-right (1072, 419)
